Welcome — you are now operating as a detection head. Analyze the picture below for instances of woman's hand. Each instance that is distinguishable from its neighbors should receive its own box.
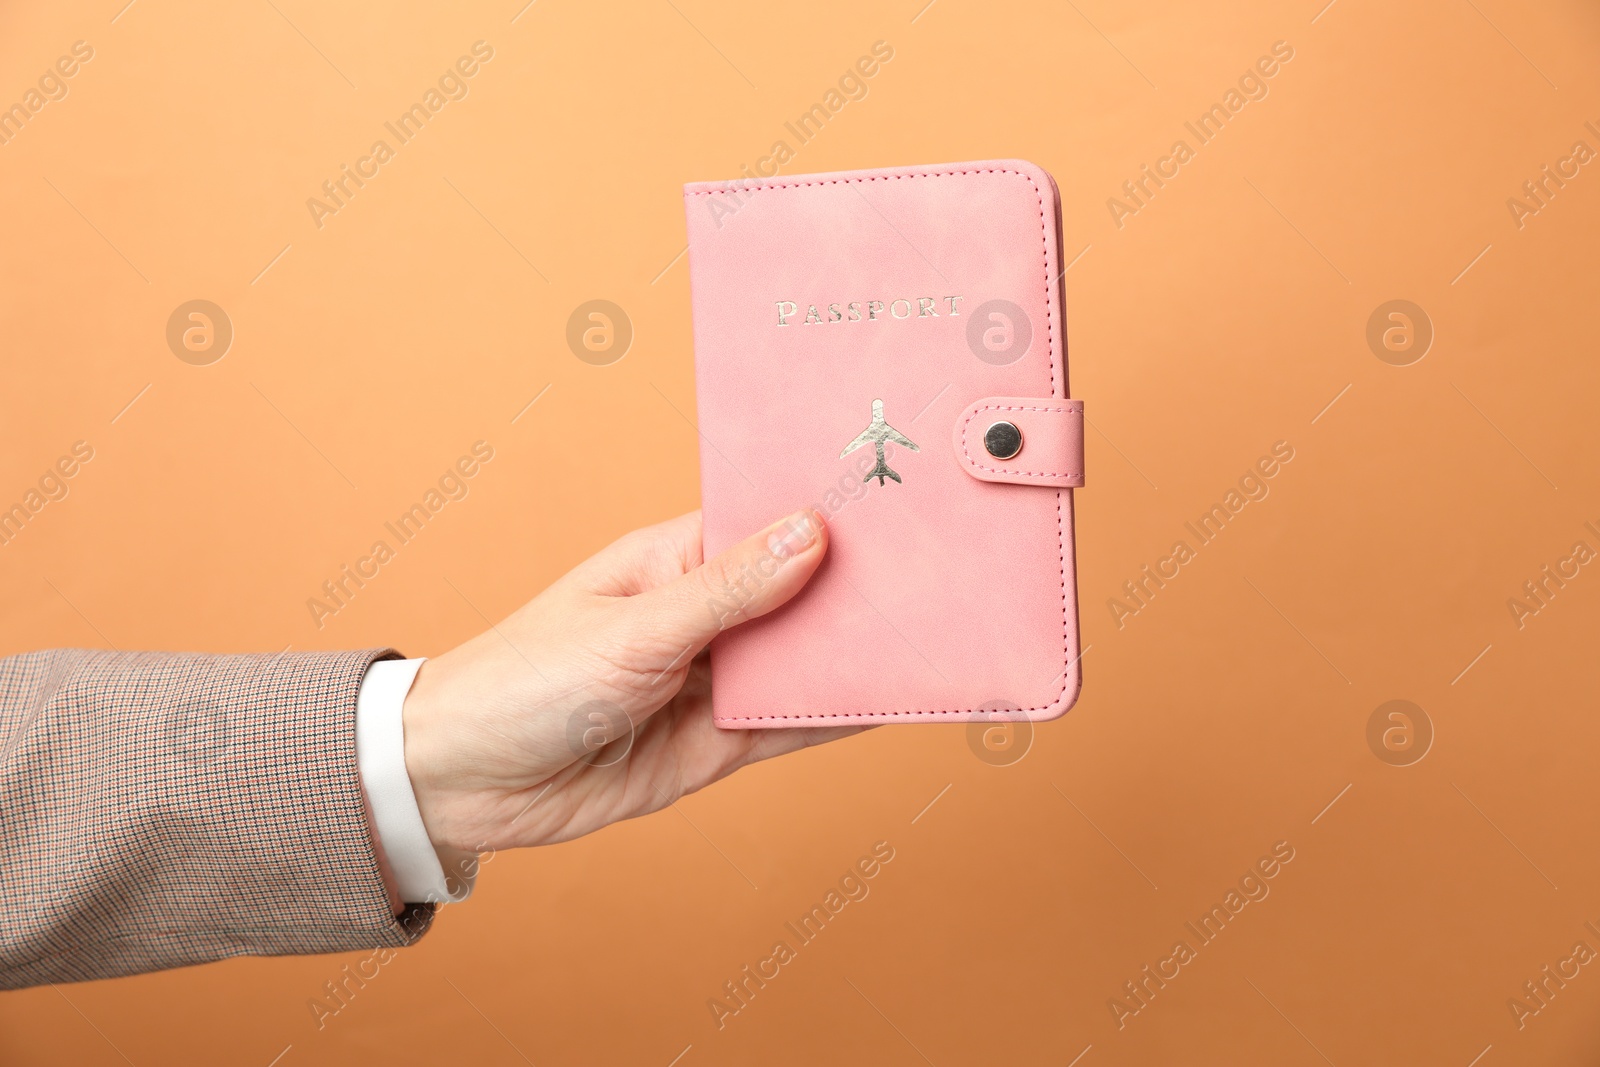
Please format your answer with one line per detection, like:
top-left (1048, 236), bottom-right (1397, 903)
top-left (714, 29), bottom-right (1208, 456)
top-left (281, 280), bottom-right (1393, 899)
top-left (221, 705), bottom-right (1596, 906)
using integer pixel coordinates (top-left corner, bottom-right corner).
top-left (398, 508), bottom-right (862, 854)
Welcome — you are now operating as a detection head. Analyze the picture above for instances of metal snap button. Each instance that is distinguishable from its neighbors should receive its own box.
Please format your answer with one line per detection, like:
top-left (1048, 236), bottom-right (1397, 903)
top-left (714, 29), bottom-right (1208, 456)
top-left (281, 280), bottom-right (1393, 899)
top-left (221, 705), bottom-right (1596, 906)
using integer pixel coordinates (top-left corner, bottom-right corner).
top-left (984, 420), bottom-right (1023, 460)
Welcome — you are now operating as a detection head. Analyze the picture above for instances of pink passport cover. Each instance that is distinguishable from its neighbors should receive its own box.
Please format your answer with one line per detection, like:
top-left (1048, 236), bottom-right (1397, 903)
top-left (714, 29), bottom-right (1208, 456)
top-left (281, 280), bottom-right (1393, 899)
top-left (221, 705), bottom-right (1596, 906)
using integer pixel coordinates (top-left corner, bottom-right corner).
top-left (683, 160), bottom-right (1083, 728)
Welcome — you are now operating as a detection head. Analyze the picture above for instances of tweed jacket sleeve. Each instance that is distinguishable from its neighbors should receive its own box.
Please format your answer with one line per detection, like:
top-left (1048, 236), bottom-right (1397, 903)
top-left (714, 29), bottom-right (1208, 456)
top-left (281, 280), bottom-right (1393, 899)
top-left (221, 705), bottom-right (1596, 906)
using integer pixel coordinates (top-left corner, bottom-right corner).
top-left (0, 647), bottom-right (434, 989)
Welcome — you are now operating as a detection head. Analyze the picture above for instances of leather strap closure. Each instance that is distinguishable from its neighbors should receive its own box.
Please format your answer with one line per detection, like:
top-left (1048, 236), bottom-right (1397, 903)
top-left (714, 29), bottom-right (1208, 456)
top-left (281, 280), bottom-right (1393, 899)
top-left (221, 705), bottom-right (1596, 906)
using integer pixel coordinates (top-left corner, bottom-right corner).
top-left (952, 397), bottom-right (1085, 488)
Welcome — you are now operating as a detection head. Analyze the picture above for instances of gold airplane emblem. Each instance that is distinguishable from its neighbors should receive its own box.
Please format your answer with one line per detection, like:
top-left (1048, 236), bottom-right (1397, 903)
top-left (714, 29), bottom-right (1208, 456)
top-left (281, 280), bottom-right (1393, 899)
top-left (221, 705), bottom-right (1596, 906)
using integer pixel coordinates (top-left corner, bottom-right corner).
top-left (840, 399), bottom-right (919, 485)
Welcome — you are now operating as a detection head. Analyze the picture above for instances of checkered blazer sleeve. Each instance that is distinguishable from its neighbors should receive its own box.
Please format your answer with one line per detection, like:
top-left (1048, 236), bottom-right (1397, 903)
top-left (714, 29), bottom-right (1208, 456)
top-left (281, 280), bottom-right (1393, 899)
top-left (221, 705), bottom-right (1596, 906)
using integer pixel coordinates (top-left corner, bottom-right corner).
top-left (0, 647), bottom-right (435, 989)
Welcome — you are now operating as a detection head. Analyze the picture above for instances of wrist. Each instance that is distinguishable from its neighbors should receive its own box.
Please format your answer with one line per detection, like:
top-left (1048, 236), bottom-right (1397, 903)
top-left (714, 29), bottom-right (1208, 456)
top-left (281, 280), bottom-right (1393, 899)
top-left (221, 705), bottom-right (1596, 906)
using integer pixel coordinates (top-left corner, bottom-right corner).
top-left (358, 656), bottom-right (477, 904)
top-left (400, 658), bottom-right (452, 851)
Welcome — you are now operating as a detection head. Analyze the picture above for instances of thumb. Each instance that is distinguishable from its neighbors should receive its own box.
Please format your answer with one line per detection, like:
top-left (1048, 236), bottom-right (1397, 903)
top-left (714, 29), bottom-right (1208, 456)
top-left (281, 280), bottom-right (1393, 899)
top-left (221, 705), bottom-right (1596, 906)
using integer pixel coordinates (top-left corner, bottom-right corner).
top-left (641, 508), bottom-right (828, 657)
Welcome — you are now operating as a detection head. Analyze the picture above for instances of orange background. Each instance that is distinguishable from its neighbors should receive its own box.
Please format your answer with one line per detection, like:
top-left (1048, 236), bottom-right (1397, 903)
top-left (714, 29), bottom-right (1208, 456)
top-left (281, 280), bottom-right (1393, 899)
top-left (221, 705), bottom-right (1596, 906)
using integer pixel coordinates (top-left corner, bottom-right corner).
top-left (3, 0), bottom-right (1599, 1063)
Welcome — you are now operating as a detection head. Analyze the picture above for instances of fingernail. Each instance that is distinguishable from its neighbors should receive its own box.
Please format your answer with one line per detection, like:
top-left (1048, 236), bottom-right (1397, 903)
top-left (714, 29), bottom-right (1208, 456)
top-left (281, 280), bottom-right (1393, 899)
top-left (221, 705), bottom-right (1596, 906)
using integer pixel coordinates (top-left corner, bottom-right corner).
top-left (768, 509), bottom-right (820, 560)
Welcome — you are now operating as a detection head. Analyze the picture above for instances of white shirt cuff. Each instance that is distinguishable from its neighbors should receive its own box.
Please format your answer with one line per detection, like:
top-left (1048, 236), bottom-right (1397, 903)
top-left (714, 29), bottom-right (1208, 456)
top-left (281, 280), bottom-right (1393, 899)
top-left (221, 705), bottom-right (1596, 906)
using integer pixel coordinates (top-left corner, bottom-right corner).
top-left (355, 657), bottom-right (478, 905)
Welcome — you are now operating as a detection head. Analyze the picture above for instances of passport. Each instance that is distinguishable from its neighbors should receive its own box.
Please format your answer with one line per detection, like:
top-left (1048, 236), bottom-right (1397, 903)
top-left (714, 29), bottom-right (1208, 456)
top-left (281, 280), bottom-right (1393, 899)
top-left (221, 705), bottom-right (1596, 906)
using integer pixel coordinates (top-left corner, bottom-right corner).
top-left (684, 160), bottom-right (1085, 728)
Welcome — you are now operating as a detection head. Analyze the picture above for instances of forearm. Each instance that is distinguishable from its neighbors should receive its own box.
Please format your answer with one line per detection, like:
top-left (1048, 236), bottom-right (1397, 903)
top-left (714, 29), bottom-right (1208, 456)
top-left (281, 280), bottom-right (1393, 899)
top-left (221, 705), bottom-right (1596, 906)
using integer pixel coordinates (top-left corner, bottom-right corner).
top-left (0, 647), bottom-right (432, 989)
